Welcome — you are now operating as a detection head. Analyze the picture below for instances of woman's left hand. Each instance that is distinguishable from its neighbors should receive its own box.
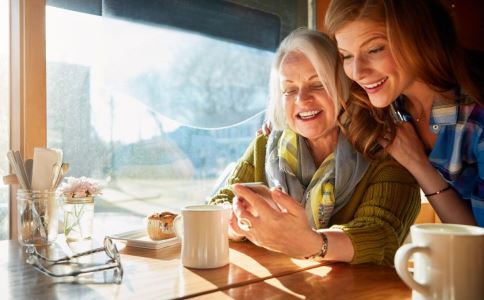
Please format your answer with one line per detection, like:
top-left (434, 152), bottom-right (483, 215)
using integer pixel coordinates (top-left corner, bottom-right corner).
top-left (230, 184), bottom-right (321, 257)
top-left (380, 122), bottom-right (429, 174)
top-left (381, 122), bottom-right (477, 225)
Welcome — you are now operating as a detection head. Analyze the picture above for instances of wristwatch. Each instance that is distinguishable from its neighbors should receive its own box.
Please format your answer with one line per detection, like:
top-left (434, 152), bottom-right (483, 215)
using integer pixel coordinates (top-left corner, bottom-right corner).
top-left (304, 230), bottom-right (328, 262)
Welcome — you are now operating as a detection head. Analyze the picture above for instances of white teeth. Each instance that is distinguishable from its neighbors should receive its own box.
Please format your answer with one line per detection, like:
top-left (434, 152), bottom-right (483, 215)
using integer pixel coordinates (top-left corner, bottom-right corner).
top-left (363, 77), bottom-right (387, 89)
top-left (298, 110), bottom-right (320, 119)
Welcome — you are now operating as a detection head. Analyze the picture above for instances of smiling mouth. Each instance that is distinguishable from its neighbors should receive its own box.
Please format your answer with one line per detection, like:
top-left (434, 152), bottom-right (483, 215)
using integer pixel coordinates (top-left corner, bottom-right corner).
top-left (297, 110), bottom-right (321, 120)
top-left (361, 77), bottom-right (388, 90)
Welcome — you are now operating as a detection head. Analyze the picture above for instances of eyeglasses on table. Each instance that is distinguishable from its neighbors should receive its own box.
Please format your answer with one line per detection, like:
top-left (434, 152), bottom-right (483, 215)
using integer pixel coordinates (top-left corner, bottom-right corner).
top-left (25, 237), bottom-right (123, 284)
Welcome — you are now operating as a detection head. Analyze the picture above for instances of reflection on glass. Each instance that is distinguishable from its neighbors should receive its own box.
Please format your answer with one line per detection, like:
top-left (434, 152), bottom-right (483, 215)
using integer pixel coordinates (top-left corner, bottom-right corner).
top-left (46, 6), bottom-right (270, 218)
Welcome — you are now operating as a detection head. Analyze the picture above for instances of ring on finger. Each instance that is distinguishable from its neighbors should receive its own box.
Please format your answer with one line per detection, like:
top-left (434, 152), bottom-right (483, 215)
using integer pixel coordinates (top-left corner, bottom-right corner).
top-left (238, 218), bottom-right (252, 231)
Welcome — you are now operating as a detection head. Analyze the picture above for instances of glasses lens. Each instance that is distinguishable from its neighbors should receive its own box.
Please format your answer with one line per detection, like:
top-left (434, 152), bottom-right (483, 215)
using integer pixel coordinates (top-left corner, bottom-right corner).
top-left (26, 237), bottom-right (123, 283)
top-left (113, 266), bottom-right (123, 284)
top-left (104, 238), bottom-right (120, 261)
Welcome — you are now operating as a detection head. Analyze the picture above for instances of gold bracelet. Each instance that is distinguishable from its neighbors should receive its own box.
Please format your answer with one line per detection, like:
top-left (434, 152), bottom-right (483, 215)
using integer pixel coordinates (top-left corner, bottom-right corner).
top-left (304, 231), bottom-right (328, 262)
top-left (424, 184), bottom-right (452, 197)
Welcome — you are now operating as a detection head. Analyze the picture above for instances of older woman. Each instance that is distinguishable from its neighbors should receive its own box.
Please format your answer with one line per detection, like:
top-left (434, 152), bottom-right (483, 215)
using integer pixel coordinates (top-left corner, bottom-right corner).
top-left (210, 28), bottom-right (420, 265)
top-left (324, 0), bottom-right (484, 226)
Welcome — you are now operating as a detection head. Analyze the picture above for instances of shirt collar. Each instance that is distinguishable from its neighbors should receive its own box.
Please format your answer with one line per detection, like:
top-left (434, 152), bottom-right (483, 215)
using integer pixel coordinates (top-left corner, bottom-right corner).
top-left (428, 92), bottom-right (475, 126)
top-left (429, 99), bottom-right (458, 126)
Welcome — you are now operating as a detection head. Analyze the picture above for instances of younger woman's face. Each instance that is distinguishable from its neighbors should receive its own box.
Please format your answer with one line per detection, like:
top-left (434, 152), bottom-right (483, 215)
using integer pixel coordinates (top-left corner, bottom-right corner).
top-left (335, 20), bottom-right (415, 107)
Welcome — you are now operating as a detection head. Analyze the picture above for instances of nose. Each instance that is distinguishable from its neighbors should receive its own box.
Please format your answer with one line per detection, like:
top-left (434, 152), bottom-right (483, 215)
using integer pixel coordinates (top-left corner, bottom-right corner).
top-left (351, 55), bottom-right (370, 81)
top-left (296, 86), bottom-right (311, 103)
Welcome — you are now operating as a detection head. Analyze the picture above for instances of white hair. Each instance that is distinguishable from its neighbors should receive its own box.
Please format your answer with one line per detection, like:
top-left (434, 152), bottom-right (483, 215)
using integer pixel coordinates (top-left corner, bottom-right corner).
top-left (266, 28), bottom-right (351, 130)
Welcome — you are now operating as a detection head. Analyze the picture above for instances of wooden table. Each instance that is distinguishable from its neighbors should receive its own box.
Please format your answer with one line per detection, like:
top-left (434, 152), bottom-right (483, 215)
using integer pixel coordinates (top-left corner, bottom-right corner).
top-left (200, 263), bottom-right (411, 299)
top-left (0, 238), bottom-right (411, 299)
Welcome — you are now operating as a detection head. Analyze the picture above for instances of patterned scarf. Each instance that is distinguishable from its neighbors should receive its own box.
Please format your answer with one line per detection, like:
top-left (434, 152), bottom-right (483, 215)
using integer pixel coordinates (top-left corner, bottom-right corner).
top-left (265, 129), bottom-right (369, 229)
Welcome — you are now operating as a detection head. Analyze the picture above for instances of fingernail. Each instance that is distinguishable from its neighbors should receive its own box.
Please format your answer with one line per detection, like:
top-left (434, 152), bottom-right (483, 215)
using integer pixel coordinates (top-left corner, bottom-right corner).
top-left (271, 186), bottom-right (283, 194)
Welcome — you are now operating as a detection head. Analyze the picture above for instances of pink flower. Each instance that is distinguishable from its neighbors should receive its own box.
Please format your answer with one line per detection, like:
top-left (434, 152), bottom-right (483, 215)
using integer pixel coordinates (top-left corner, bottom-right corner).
top-left (60, 176), bottom-right (102, 198)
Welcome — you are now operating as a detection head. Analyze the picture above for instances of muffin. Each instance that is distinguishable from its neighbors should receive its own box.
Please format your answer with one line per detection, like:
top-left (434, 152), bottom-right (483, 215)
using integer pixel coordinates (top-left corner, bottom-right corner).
top-left (147, 212), bottom-right (177, 240)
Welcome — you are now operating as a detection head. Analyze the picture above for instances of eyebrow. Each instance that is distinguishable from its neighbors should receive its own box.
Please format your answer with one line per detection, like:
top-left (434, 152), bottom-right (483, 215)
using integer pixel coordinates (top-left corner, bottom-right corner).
top-left (282, 74), bottom-right (319, 83)
top-left (338, 34), bottom-right (387, 52)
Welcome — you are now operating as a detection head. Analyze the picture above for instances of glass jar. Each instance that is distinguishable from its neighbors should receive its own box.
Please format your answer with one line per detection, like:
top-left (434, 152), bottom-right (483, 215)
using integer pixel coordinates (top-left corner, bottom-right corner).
top-left (17, 190), bottom-right (58, 246)
top-left (63, 196), bottom-right (94, 241)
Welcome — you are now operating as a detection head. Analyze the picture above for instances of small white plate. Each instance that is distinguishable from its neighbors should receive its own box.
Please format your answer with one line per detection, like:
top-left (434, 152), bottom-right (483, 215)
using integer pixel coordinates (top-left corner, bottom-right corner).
top-left (108, 229), bottom-right (180, 250)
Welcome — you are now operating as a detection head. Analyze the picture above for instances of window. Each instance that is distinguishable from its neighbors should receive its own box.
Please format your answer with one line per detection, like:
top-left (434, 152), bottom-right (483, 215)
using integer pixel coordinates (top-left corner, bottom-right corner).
top-left (0, 0), bottom-right (10, 239)
top-left (45, 0), bottom-right (306, 228)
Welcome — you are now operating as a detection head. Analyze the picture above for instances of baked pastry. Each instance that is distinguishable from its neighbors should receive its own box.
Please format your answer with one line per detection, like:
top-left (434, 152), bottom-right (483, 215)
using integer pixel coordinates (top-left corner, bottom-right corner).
top-left (147, 212), bottom-right (177, 240)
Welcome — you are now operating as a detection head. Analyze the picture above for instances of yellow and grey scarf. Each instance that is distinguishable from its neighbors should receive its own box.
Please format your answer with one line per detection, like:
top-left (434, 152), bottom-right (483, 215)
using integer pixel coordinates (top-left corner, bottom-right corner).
top-left (265, 129), bottom-right (369, 229)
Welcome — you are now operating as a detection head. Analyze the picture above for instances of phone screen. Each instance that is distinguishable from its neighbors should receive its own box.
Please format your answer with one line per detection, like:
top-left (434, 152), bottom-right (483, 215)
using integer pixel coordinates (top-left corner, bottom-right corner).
top-left (237, 182), bottom-right (280, 212)
top-left (239, 182), bottom-right (271, 199)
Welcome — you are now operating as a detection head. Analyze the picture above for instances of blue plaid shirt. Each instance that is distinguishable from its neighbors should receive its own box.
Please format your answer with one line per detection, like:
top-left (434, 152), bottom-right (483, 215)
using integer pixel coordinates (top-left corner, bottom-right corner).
top-left (428, 96), bottom-right (484, 226)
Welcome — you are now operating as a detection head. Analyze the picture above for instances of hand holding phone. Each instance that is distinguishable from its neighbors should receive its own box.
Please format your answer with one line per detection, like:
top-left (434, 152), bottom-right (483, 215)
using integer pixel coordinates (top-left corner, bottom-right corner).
top-left (236, 182), bottom-right (281, 212)
top-left (234, 182), bottom-right (280, 231)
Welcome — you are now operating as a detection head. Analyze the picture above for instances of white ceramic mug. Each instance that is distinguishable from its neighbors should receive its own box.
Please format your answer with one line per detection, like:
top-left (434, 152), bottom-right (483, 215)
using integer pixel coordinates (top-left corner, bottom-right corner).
top-left (174, 205), bottom-right (230, 269)
top-left (395, 223), bottom-right (484, 300)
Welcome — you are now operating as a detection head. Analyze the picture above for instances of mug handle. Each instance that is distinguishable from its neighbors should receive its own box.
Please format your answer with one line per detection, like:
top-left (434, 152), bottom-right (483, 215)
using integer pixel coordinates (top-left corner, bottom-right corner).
top-left (394, 244), bottom-right (431, 297)
top-left (173, 215), bottom-right (183, 241)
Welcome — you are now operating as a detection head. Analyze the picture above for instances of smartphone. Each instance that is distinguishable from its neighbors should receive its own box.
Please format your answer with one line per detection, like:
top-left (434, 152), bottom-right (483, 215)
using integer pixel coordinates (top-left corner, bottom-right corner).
top-left (237, 182), bottom-right (280, 212)
top-left (390, 102), bottom-right (412, 124)
top-left (239, 182), bottom-right (272, 199)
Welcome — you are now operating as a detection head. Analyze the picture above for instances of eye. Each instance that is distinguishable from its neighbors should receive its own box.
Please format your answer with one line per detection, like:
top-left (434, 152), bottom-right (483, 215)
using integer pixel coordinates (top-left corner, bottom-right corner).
top-left (340, 53), bottom-right (352, 61)
top-left (282, 88), bottom-right (296, 96)
top-left (310, 83), bottom-right (324, 90)
top-left (369, 46), bottom-right (384, 54)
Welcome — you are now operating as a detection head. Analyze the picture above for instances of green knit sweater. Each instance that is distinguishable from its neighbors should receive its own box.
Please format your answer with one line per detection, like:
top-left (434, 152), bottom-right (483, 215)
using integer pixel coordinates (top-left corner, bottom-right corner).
top-left (209, 134), bottom-right (421, 266)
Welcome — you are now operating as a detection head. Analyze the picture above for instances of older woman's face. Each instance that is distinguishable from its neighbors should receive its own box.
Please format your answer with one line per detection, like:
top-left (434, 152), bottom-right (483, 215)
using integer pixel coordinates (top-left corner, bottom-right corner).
top-left (280, 51), bottom-right (336, 141)
top-left (335, 20), bottom-right (414, 108)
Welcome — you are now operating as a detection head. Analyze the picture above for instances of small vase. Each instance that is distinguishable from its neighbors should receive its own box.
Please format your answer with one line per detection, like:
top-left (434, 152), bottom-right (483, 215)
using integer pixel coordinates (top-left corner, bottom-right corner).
top-left (63, 196), bottom-right (94, 241)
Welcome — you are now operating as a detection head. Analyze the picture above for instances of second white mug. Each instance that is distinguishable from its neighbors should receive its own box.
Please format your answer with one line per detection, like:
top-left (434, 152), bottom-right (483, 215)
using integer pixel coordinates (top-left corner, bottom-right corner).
top-left (174, 205), bottom-right (230, 269)
top-left (394, 223), bottom-right (484, 300)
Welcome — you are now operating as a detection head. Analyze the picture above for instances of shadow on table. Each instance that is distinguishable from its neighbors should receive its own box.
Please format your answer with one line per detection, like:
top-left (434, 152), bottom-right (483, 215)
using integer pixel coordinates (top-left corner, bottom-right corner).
top-left (185, 241), bottom-right (408, 299)
top-left (221, 261), bottom-right (408, 300)
top-left (183, 241), bottom-right (347, 299)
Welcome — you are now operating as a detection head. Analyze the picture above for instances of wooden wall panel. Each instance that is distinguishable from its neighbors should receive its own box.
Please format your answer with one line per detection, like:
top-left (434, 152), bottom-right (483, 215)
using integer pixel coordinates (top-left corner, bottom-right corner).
top-left (441, 0), bottom-right (484, 51)
top-left (316, 0), bottom-right (330, 31)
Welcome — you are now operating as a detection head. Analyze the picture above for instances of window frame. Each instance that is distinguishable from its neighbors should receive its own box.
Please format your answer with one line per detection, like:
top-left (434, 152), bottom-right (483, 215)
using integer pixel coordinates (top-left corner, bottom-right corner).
top-left (7, 0), bottom-right (317, 239)
top-left (9, 0), bottom-right (47, 239)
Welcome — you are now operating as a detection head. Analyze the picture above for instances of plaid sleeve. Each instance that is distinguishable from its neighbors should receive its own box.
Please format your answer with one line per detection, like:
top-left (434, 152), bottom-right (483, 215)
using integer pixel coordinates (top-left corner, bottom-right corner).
top-left (471, 124), bottom-right (484, 225)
